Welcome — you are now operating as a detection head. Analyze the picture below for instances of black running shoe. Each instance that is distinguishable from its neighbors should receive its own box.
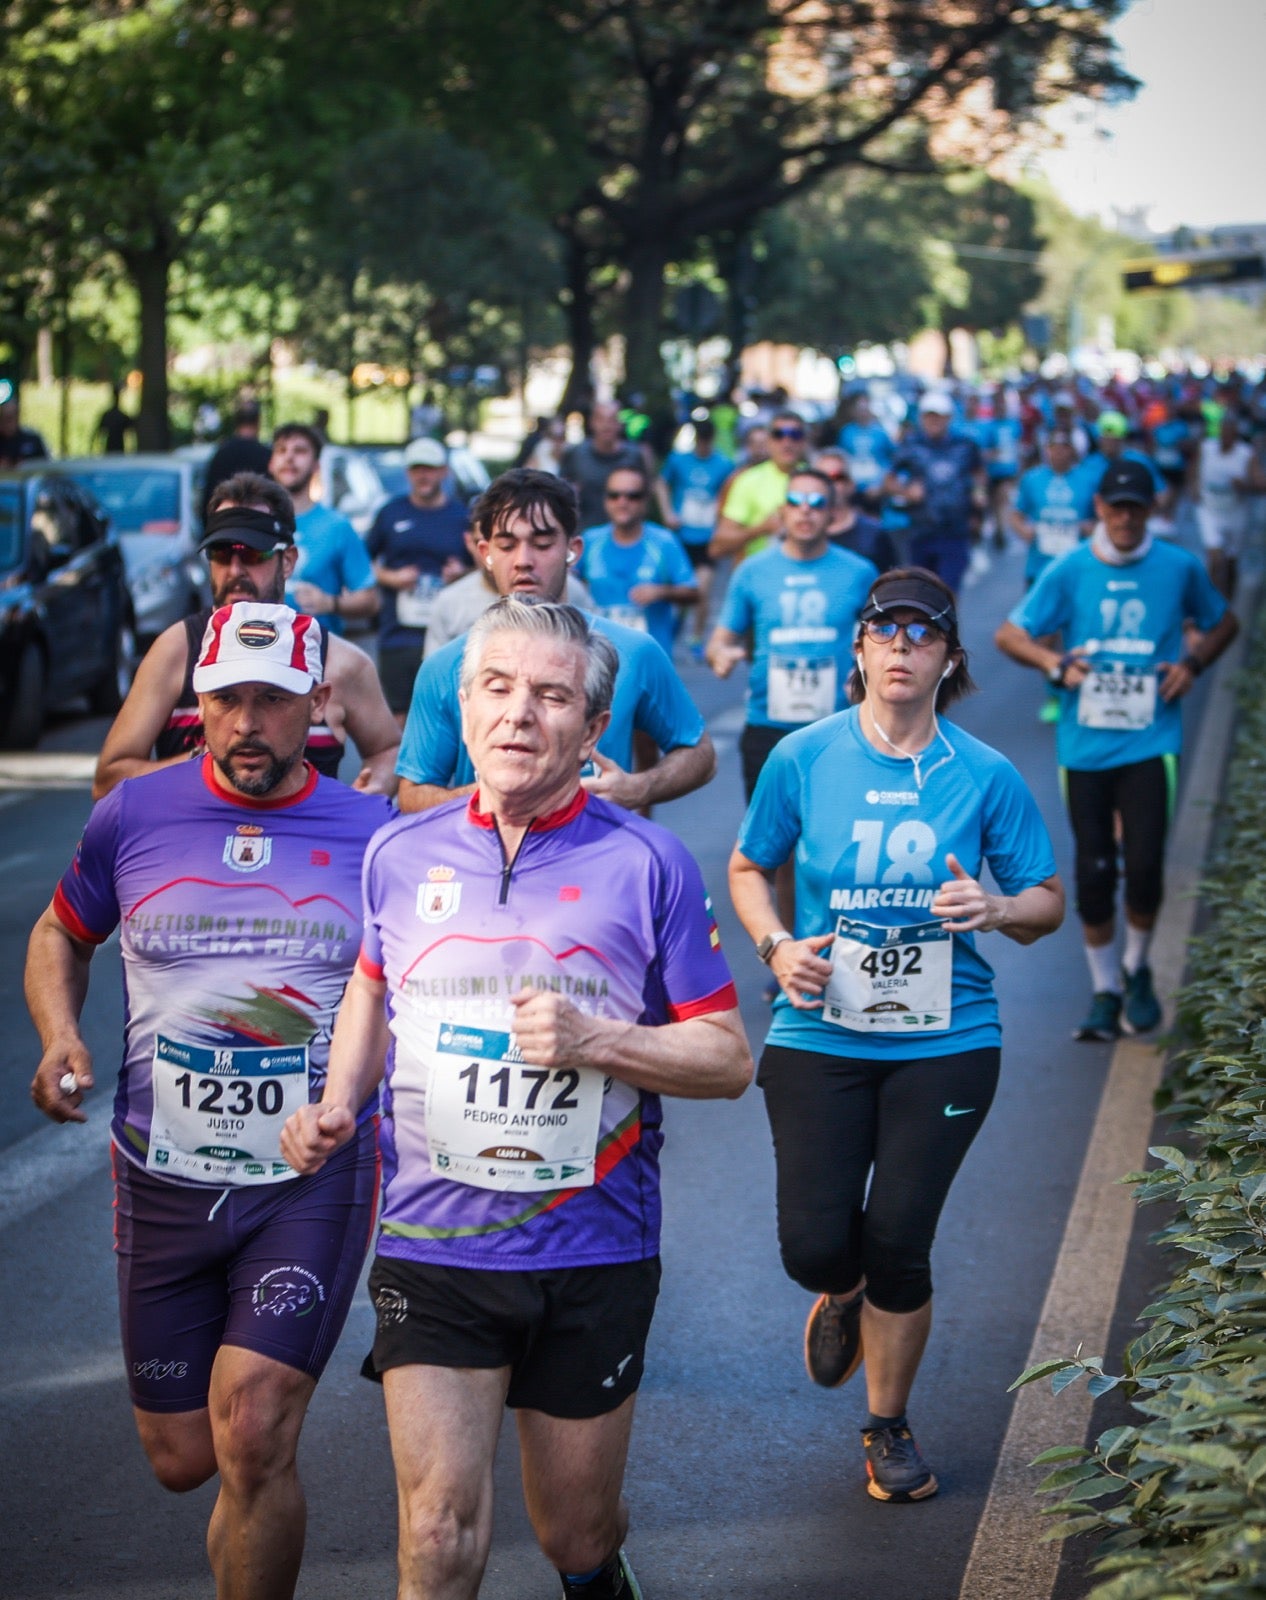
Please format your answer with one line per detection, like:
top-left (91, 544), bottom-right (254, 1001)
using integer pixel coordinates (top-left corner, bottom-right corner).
top-left (560, 1549), bottom-right (644, 1599)
top-left (804, 1290), bottom-right (864, 1387)
top-left (862, 1423), bottom-right (939, 1502)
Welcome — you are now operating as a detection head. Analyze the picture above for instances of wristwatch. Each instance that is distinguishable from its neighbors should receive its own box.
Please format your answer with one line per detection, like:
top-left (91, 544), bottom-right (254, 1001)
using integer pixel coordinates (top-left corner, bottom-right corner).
top-left (757, 931), bottom-right (793, 964)
top-left (1046, 661), bottom-right (1064, 686)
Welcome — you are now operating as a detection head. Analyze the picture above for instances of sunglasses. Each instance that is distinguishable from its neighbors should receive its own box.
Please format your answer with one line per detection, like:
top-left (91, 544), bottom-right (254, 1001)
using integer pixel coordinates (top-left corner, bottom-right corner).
top-left (786, 491), bottom-right (828, 509)
top-left (771, 426), bottom-right (806, 441)
top-left (605, 489), bottom-right (646, 501)
top-left (205, 542), bottom-right (287, 566)
top-left (819, 470), bottom-right (848, 481)
top-left (863, 617), bottom-right (946, 648)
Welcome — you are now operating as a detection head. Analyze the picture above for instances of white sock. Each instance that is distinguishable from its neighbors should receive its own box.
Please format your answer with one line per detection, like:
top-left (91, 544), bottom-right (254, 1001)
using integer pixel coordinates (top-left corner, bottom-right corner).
top-left (1122, 925), bottom-right (1151, 976)
top-left (1085, 941), bottom-right (1121, 995)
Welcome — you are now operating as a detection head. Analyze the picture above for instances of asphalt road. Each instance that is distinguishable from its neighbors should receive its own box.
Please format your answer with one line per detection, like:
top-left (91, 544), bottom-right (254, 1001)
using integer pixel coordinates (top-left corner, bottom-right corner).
top-left (0, 524), bottom-right (1222, 1599)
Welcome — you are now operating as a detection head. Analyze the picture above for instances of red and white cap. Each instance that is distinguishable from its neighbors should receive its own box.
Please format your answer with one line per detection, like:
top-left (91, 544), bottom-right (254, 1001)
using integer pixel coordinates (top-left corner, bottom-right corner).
top-left (193, 603), bottom-right (322, 695)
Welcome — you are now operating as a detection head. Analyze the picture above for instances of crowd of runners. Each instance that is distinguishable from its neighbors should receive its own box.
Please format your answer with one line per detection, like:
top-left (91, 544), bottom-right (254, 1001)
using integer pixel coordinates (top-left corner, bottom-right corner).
top-left (23, 361), bottom-right (1264, 1598)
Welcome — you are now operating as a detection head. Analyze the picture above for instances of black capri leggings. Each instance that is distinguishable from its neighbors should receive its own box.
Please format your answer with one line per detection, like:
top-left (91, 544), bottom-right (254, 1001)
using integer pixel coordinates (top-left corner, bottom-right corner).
top-left (758, 1044), bottom-right (1000, 1314)
top-left (1063, 755), bottom-right (1176, 927)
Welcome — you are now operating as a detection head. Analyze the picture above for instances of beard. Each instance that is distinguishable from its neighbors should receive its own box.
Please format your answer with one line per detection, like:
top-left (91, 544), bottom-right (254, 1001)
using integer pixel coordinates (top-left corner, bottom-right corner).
top-left (213, 740), bottom-right (297, 797)
top-left (212, 568), bottom-right (287, 607)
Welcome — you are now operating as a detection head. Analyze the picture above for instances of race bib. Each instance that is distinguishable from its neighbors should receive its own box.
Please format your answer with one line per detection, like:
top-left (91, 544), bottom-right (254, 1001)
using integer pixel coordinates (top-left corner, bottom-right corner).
top-left (1035, 519), bottom-right (1079, 559)
top-left (397, 576), bottom-right (440, 629)
top-left (420, 1021), bottom-right (605, 1192)
top-left (148, 1035), bottom-right (309, 1185)
top-left (680, 488), bottom-right (718, 528)
top-left (767, 653), bottom-right (837, 724)
top-left (823, 920), bottom-right (952, 1033)
top-left (1077, 668), bottom-right (1157, 731)
top-left (599, 604), bottom-right (648, 633)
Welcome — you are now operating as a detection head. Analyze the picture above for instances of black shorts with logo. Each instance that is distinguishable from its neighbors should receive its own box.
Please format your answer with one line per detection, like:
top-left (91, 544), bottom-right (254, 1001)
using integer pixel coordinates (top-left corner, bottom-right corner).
top-left (365, 1254), bottom-right (661, 1418)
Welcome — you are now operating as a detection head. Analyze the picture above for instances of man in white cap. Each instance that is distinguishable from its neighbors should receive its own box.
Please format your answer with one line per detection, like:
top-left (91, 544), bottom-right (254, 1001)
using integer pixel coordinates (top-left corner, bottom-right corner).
top-left (883, 393), bottom-right (985, 593)
top-left (367, 436), bottom-right (472, 720)
top-left (27, 601), bottom-right (392, 1600)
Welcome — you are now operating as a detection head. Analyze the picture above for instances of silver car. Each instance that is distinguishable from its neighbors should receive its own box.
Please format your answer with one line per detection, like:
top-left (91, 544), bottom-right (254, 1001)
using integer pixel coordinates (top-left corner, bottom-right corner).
top-left (59, 454), bottom-right (208, 648)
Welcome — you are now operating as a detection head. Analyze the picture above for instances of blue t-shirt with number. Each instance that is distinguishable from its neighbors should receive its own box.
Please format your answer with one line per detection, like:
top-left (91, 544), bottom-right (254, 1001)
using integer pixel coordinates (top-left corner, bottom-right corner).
top-left (1009, 541), bottom-right (1227, 771)
top-left (1014, 465), bottom-right (1095, 584)
top-left (660, 450), bottom-right (733, 544)
top-left (718, 544), bottom-right (877, 728)
top-left (577, 522), bottom-right (696, 655)
top-left (838, 421), bottom-right (894, 491)
top-left (738, 708), bottom-right (1056, 1059)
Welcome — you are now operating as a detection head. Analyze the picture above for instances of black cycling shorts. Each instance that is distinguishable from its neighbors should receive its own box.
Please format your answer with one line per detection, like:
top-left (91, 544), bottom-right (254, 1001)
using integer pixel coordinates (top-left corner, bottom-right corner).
top-left (1062, 755), bottom-right (1176, 926)
top-left (758, 1044), bottom-right (1000, 1314)
top-left (364, 1254), bottom-right (661, 1419)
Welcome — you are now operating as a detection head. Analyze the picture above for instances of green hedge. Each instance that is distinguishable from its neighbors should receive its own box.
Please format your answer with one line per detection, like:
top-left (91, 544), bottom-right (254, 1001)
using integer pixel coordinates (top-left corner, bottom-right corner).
top-left (1012, 615), bottom-right (1266, 1599)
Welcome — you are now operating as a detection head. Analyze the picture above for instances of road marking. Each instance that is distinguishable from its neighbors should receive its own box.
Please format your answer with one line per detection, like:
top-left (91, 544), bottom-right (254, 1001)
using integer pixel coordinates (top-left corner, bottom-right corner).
top-left (0, 1116), bottom-right (112, 1234)
top-left (0, 752), bottom-right (97, 789)
top-left (959, 587), bottom-right (1253, 1600)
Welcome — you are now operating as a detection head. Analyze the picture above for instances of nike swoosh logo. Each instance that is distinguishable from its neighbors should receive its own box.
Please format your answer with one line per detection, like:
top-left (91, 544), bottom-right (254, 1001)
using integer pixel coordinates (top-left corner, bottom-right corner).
top-left (943, 1105), bottom-right (975, 1117)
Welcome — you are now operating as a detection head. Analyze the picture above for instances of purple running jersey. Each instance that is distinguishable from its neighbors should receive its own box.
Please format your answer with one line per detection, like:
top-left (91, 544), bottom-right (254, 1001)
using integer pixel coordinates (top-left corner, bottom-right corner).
top-left (54, 756), bottom-right (391, 1186)
top-left (359, 789), bottom-right (737, 1270)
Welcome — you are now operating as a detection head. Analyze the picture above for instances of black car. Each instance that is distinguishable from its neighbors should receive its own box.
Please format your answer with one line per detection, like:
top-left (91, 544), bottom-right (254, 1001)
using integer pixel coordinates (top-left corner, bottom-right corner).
top-left (0, 467), bottom-right (136, 748)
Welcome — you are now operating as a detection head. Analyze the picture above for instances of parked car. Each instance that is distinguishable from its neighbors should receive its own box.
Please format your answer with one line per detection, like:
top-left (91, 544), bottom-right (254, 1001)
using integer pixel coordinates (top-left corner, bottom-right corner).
top-left (317, 443), bottom-right (389, 536)
top-left (0, 468), bottom-right (136, 748)
top-left (58, 454), bottom-right (208, 648)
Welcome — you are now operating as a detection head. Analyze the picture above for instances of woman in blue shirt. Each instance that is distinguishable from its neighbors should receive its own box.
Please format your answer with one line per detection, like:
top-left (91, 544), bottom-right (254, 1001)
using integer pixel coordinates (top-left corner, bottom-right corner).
top-left (729, 569), bottom-right (1063, 1505)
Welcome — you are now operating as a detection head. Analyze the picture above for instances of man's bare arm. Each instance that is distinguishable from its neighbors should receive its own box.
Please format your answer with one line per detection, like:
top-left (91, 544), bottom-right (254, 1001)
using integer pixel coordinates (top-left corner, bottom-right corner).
top-left (92, 623), bottom-right (193, 800)
top-left (397, 777), bottom-right (478, 813)
top-left (26, 903), bottom-right (97, 1123)
top-left (327, 636), bottom-right (401, 796)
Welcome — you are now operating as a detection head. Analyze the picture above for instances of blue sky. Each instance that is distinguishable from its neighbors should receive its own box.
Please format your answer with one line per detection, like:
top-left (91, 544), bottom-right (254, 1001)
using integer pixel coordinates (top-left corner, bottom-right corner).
top-left (1037, 0), bottom-right (1265, 231)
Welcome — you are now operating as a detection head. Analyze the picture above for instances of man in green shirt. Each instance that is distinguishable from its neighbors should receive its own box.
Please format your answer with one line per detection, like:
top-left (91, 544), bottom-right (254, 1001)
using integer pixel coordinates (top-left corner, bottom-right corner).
top-left (711, 410), bottom-right (808, 560)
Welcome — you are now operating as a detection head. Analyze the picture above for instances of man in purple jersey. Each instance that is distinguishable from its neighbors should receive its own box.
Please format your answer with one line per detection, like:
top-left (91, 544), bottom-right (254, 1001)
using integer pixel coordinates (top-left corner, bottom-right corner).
top-left (27, 602), bottom-right (391, 1600)
top-left (283, 598), bottom-right (752, 1600)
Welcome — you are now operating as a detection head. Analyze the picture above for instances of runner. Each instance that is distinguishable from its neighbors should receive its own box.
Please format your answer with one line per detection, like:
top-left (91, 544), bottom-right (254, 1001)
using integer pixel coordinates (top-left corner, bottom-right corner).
top-left (882, 394), bottom-right (985, 594)
top-left (814, 449), bottom-right (899, 573)
top-left (281, 597), bottom-right (752, 1600)
top-left (1194, 406), bottom-right (1266, 598)
top-left (1009, 429), bottom-right (1096, 589)
top-left (711, 409), bottom-right (809, 561)
top-left (706, 467), bottom-right (877, 801)
top-left (836, 392), bottom-right (894, 508)
top-left (729, 568), bottom-right (1063, 1503)
top-left (269, 423), bottom-right (378, 634)
top-left (576, 464), bottom-right (698, 655)
top-left (27, 602), bottom-right (391, 1600)
top-left (395, 468), bottom-right (715, 815)
top-left (93, 472), bottom-right (401, 798)
top-left (996, 459), bottom-right (1238, 1041)
top-left (657, 417), bottom-right (733, 653)
top-left (561, 400), bottom-right (646, 532)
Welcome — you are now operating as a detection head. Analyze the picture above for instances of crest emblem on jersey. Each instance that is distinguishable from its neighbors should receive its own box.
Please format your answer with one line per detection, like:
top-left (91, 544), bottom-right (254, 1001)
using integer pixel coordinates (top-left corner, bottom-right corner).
top-left (417, 865), bottom-right (462, 923)
top-left (224, 823), bottom-right (271, 873)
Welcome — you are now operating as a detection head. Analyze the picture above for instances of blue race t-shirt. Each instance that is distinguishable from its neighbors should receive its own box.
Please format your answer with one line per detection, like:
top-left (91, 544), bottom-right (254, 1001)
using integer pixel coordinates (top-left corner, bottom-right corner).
top-left (1009, 539), bottom-right (1227, 771)
top-left (838, 421), bottom-right (894, 492)
top-left (1014, 465), bottom-right (1095, 584)
top-left (738, 708), bottom-right (1056, 1060)
top-left (396, 615), bottom-right (706, 788)
top-left (660, 450), bottom-right (733, 545)
top-left (289, 503), bottom-right (375, 636)
top-left (577, 522), bottom-right (696, 655)
top-left (718, 544), bottom-right (877, 728)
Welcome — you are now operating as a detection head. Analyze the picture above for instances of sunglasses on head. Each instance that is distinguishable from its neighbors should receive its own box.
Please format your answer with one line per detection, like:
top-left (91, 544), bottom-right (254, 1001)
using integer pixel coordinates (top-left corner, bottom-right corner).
top-left (786, 490), bottom-right (828, 509)
top-left (205, 542), bottom-right (286, 566)
top-left (605, 488), bottom-right (646, 501)
top-left (771, 426), bottom-right (806, 441)
top-left (862, 617), bottom-right (946, 648)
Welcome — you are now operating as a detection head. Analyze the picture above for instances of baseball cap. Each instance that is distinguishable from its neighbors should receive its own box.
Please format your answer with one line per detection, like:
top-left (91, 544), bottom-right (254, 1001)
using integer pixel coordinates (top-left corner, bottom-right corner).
top-left (859, 572), bottom-right (958, 632)
top-left (198, 504), bottom-right (294, 555)
top-left (919, 392), bottom-right (954, 416)
top-left (192, 603), bottom-right (323, 695)
top-left (1097, 459), bottom-right (1156, 506)
top-left (1096, 409), bottom-right (1130, 438)
top-left (404, 437), bottom-right (447, 467)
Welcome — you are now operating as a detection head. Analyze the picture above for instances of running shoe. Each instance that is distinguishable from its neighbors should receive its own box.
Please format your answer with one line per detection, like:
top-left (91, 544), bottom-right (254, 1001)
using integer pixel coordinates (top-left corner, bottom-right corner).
top-left (1074, 990), bottom-right (1123, 1042)
top-left (862, 1422), bottom-right (939, 1502)
top-left (560, 1549), bottom-right (643, 1599)
top-left (804, 1290), bottom-right (864, 1387)
top-left (1122, 965), bottom-right (1162, 1035)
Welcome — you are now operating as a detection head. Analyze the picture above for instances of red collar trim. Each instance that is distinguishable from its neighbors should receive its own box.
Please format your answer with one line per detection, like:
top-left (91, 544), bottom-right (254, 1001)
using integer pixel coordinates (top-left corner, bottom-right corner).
top-left (199, 754), bottom-right (319, 809)
top-left (466, 786), bottom-right (589, 833)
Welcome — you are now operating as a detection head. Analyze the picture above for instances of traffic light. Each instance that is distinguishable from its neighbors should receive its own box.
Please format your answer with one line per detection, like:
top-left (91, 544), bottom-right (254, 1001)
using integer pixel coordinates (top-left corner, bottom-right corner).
top-left (1123, 255), bottom-right (1265, 292)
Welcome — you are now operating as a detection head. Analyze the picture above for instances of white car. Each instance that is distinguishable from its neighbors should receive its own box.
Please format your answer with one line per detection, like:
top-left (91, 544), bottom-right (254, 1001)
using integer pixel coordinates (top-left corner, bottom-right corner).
top-left (58, 454), bottom-right (208, 648)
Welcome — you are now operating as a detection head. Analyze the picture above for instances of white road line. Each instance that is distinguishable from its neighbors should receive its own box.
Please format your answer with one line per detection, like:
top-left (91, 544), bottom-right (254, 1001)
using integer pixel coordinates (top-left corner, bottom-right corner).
top-left (0, 1116), bottom-right (112, 1234)
top-left (0, 752), bottom-right (97, 789)
top-left (959, 587), bottom-right (1254, 1599)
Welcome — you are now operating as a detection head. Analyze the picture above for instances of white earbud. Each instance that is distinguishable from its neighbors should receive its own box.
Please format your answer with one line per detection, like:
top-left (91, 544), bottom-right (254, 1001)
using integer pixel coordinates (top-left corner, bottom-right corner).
top-left (940, 662), bottom-right (956, 682)
top-left (565, 552), bottom-right (576, 565)
top-left (485, 558), bottom-right (494, 570)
